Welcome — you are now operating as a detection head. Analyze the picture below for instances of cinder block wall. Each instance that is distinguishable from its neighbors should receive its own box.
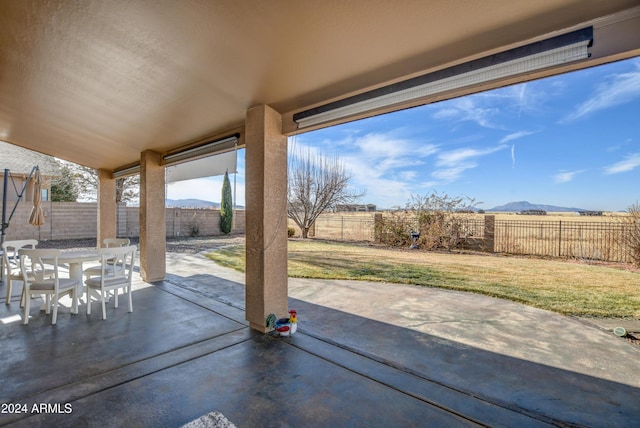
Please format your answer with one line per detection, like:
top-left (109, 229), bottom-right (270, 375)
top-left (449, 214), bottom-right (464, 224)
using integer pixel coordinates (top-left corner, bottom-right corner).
top-left (117, 205), bottom-right (140, 238)
top-left (168, 208), bottom-right (246, 237)
top-left (3, 202), bottom-right (53, 241)
top-left (50, 202), bottom-right (97, 239)
top-left (3, 202), bottom-right (245, 241)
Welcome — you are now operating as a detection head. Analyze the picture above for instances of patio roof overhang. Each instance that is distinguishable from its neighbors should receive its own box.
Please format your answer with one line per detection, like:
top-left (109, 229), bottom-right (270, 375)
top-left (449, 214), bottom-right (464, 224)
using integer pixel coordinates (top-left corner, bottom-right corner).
top-left (1, 1), bottom-right (639, 172)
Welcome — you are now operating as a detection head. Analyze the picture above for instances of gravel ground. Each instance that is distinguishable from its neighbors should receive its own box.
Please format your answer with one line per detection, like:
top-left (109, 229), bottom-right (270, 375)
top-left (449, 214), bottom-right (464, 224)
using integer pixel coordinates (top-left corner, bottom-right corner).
top-left (36, 234), bottom-right (245, 253)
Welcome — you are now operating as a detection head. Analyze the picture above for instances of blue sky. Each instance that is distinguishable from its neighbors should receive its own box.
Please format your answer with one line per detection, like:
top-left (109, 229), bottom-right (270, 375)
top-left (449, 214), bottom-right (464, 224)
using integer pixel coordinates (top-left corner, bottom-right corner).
top-left (168, 57), bottom-right (640, 211)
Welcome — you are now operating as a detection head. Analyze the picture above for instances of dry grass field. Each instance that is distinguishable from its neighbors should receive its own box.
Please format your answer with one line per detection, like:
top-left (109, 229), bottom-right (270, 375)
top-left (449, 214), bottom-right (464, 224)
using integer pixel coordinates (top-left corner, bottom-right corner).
top-left (486, 211), bottom-right (628, 222)
top-left (207, 240), bottom-right (640, 318)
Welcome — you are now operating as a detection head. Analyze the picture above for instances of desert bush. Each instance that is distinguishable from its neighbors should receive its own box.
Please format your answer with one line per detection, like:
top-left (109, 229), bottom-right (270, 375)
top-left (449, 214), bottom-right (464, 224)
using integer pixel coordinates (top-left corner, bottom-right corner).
top-left (376, 191), bottom-right (479, 250)
top-left (376, 210), bottom-right (413, 247)
top-left (623, 203), bottom-right (640, 267)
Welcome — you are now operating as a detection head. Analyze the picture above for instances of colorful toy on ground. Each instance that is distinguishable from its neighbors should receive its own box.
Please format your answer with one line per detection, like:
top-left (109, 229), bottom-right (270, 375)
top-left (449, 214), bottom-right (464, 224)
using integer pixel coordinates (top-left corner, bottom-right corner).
top-left (275, 309), bottom-right (297, 336)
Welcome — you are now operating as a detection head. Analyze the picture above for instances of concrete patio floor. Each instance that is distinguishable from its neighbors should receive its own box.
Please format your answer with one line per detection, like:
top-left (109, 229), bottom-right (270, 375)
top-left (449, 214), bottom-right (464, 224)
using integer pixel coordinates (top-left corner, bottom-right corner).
top-left (1, 250), bottom-right (640, 427)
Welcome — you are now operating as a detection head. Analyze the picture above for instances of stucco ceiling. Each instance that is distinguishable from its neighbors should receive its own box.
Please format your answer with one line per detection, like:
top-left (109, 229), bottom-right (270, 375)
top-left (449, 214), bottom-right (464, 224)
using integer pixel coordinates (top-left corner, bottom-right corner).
top-left (1, 0), bottom-right (639, 171)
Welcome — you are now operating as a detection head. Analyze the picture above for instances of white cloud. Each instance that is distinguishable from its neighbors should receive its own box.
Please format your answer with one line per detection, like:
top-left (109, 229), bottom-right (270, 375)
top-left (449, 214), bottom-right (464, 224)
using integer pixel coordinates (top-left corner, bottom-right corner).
top-left (299, 131), bottom-right (440, 208)
top-left (432, 108), bottom-right (459, 120)
top-left (431, 164), bottom-right (476, 181)
top-left (604, 153), bottom-right (640, 174)
top-left (352, 133), bottom-right (438, 160)
top-left (550, 79), bottom-right (567, 92)
top-left (376, 157), bottom-right (423, 171)
top-left (431, 82), bottom-right (546, 129)
top-left (482, 83), bottom-right (534, 117)
top-left (436, 149), bottom-right (476, 166)
top-left (432, 144), bottom-right (508, 182)
top-left (511, 144), bottom-right (516, 168)
top-left (399, 171), bottom-right (418, 181)
top-left (606, 138), bottom-right (634, 153)
top-left (563, 60), bottom-right (640, 122)
top-left (515, 83), bottom-right (527, 117)
top-left (500, 131), bottom-right (535, 144)
top-left (431, 97), bottom-right (501, 129)
top-left (288, 138), bottom-right (325, 161)
top-left (343, 154), bottom-right (417, 207)
top-left (553, 170), bottom-right (582, 183)
top-left (436, 145), bottom-right (507, 167)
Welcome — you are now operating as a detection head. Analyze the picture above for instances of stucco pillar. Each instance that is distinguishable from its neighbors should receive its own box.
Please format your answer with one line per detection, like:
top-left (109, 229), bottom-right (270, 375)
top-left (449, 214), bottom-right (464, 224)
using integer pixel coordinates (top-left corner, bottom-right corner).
top-left (245, 105), bottom-right (288, 332)
top-left (484, 215), bottom-right (495, 253)
top-left (97, 169), bottom-right (117, 245)
top-left (139, 150), bottom-right (166, 282)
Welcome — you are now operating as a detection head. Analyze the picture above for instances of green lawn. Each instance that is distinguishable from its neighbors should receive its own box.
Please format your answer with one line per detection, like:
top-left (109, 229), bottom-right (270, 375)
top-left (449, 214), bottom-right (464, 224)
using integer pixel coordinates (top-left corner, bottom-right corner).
top-left (206, 240), bottom-right (640, 317)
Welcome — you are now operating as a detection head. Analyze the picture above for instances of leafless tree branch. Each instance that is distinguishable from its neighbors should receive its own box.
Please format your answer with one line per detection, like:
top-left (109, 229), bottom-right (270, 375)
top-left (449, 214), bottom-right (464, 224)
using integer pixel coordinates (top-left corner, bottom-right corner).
top-left (288, 145), bottom-right (363, 238)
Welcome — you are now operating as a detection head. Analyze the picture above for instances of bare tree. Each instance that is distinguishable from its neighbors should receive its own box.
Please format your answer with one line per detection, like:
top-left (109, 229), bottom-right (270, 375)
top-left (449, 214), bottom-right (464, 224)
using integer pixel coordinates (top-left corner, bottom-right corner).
top-left (288, 145), bottom-right (363, 238)
top-left (114, 175), bottom-right (140, 204)
top-left (57, 160), bottom-right (139, 204)
top-left (71, 164), bottom-right (98, 201)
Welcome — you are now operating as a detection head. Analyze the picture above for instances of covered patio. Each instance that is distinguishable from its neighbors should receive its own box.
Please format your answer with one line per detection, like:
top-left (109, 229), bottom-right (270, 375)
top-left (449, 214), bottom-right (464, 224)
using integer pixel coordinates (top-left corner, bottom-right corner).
top-left (2, 2), bottom-right (640, 426)
top-left (2, 249), bottom-right (640, 426)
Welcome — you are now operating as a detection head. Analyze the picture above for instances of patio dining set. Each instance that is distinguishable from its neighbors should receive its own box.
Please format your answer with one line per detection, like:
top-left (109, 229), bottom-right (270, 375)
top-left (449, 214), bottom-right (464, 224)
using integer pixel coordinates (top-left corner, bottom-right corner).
top-left (1, 238), bottom-right (136, 325)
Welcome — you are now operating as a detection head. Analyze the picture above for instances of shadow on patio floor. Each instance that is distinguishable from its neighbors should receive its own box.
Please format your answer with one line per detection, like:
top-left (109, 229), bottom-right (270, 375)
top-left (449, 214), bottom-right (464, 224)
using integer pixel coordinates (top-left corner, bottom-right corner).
top-left (1, 252), bottom-right (640, 427)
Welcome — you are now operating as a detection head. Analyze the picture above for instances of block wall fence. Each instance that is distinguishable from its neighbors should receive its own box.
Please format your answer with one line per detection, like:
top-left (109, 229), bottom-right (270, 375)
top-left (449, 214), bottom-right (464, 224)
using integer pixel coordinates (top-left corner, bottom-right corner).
top-left (3, 202), bottom-right (245, 241)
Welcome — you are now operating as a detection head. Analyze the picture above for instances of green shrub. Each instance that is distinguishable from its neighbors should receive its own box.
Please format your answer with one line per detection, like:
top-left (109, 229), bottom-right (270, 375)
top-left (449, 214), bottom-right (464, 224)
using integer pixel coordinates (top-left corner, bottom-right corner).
top-left (220, 171), bottom-right (233, 234)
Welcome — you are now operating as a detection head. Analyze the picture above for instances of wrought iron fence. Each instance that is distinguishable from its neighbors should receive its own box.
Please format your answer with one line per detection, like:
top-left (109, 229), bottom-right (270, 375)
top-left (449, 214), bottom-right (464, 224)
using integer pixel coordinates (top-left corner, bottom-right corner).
top-left (493, 220), bottom-right (633, 263)
top-left (311, 215), bottom-right (376, 241)
top-left (308, 214), bottom-right (635, 264)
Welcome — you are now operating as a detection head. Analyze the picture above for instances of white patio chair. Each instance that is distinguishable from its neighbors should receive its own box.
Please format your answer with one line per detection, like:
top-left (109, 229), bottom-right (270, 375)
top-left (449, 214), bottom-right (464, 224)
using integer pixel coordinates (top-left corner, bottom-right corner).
top-left (85, 245), bottom-right (136, 320)
top-left (3, 239), bottom-right (53, 306)
top-left (83, 238), bottom-right (131, 279)
top-left (19, 248), bottom-right (79, 325)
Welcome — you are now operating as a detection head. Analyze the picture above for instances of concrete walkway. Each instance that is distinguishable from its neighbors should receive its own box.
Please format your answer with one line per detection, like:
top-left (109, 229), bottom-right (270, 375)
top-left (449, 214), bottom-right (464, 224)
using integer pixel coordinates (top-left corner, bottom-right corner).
top-left (170, 251), bottom-right (640, 384)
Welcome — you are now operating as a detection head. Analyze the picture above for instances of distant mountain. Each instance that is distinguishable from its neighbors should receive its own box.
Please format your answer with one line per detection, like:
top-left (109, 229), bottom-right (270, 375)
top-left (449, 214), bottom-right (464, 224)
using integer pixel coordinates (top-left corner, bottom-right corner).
top-left (488, 201), bottom-right (586, 213)
top-left (165, 199), bottom-right (219, 208)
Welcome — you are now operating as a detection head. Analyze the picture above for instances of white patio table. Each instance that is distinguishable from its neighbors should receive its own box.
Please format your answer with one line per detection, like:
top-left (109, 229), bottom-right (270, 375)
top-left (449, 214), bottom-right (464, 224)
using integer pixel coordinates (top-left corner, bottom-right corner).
top-left (37, 250), bottom-right (100, 308)
top-left (57, 250), bottom-right (100, 283)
